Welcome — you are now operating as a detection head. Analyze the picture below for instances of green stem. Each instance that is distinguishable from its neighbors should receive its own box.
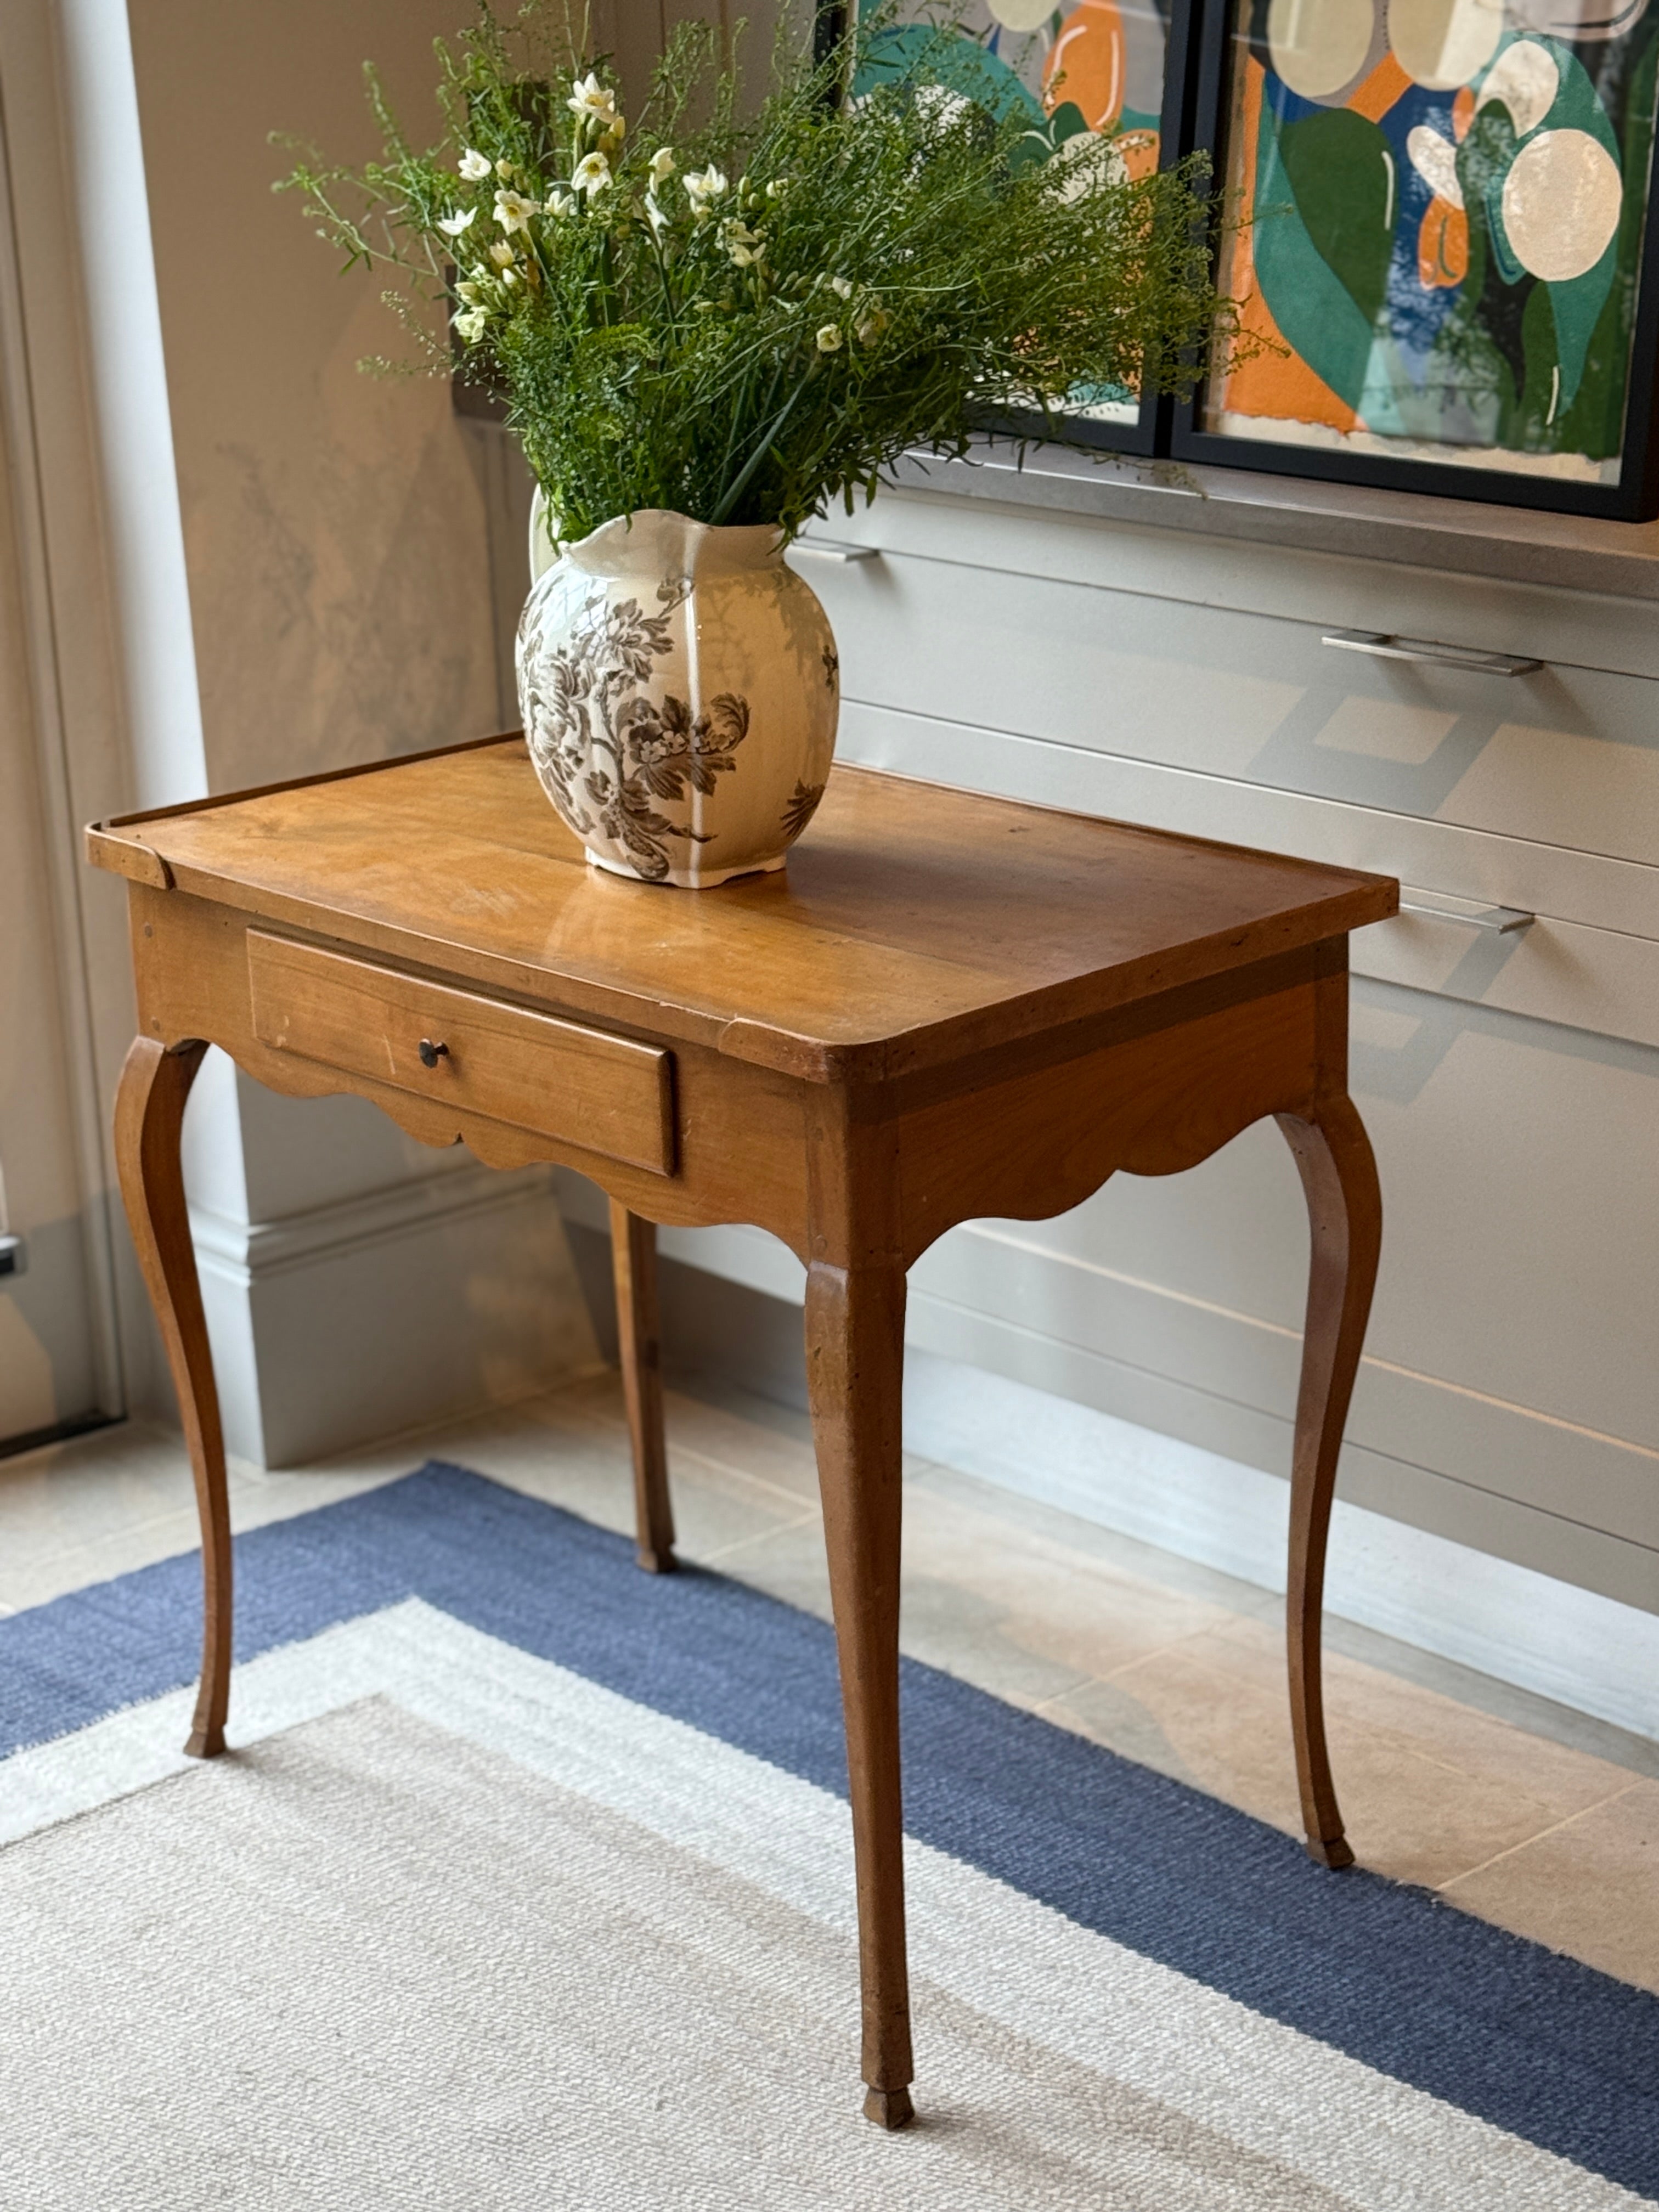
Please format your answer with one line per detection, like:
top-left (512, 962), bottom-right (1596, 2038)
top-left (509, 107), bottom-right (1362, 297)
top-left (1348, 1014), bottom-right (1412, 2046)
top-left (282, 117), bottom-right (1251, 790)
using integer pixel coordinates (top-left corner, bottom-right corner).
top-left (709, 365), bottom-right (814, 525)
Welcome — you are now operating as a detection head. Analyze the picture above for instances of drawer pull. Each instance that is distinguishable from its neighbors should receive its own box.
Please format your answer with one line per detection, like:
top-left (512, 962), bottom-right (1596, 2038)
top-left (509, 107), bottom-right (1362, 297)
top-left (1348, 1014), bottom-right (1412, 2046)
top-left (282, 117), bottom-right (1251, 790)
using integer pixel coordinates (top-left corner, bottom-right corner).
top-left (1322, 628), bottom-right (1542, 678)
top-left (1398, 888), bottom-right (1535, 935)
top-left (417, 1037), bottom-right (449, 1068)
top-left (791, 539), bottom-right (880, 562)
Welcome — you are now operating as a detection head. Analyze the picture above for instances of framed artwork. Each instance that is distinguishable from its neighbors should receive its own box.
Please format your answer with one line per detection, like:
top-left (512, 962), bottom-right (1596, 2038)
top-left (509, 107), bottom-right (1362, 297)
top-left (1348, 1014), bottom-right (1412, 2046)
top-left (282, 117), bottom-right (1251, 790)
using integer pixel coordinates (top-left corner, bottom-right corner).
top-left (847, 2), bottom-right (1201, 454)
top-left (1171, 0), bottom-right (1659, 515)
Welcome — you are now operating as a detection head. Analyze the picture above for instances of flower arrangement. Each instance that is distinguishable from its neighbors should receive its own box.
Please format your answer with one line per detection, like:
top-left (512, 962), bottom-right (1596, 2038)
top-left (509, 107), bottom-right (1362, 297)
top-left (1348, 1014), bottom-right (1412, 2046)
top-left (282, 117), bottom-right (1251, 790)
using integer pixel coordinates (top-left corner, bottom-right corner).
top-left (281, 4), bottom-right (1238, 545)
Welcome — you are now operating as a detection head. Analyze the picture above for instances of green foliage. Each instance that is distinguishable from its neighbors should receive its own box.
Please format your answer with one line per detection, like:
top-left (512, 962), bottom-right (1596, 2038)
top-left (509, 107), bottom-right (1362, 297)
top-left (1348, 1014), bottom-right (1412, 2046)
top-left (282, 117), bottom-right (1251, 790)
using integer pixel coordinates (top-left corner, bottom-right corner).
top-left (280, 3), bottom-right (1238, 543)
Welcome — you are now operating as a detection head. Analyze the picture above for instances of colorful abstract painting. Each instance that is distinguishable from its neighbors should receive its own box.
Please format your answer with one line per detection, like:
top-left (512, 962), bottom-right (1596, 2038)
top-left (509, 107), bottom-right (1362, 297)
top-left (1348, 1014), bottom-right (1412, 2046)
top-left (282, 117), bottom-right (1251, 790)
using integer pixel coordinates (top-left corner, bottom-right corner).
top-left (853, 2), bottom-right (1175, 424)
top-left (1200, 0), bottom-right (1659, 484)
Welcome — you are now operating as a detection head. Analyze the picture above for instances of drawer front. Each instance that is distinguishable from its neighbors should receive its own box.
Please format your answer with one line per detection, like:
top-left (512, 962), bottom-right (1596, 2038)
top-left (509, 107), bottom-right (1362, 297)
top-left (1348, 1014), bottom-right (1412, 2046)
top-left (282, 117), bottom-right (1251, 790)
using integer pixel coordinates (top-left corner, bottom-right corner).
top-left (809, 544), bottom-right (1659, 873)
top-left (248, 933), bottom-right (675, 1175)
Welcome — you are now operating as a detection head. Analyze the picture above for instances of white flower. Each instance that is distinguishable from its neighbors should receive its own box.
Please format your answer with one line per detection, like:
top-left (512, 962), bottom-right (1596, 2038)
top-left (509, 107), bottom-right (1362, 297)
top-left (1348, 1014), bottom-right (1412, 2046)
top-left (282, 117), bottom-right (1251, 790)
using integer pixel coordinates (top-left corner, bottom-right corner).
top-left (437, 206), bottom-right (477, 236)
top-left (644, 190), bottom-right (668, 239)
top-left (454, 279), bottom-right (484, 303)
top-left (494, 188), bottom-right (538, 236)
top-left (488, 239), bottom-right (517, 268)
top-left (650, 146), bottom-right (675, 182)
top-left (495, 157), bottom-right (515, 180)
top-left (830, 275), bottom-right (853, 299)
top-left (567, 72), bottom-right (618, 125)
top-left (458, 148), bottom-right (492, 181)
top-left (721, 217), bottom-right (765, 268)
top-left (571, 151), bottom-right (612, 196)
top-left (815, 323), bottom-right (843, 352)
top-left (452, 306), bottom-right (489, 342)
top-left (545, 189), bottom-right (575, 218)
top-left (683, 164), bottom-right (727, 216)
top-left (856, 307), bottom-right (888, 347)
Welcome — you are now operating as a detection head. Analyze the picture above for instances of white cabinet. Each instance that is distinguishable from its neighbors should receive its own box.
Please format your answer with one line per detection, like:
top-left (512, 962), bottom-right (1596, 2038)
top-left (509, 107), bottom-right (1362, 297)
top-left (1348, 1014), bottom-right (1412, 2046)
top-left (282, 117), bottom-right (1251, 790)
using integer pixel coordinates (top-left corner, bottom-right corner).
top-left (793, 477), bottom-right (1659, 1619)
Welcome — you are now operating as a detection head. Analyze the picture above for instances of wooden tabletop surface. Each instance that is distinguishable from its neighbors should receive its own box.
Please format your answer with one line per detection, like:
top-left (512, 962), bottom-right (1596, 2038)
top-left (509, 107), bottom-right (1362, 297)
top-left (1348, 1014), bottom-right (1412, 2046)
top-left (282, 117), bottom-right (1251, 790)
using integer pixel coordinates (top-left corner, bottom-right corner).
top-left (89, 737), bottom-right (1397, 1081)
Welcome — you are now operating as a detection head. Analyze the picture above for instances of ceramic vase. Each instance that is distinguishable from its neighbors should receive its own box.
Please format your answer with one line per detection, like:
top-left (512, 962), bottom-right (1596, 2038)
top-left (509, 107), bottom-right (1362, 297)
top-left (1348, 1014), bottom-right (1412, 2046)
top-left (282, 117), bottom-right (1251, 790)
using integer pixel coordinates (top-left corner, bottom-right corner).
top-left (516, 500), bottom-right (839, 888)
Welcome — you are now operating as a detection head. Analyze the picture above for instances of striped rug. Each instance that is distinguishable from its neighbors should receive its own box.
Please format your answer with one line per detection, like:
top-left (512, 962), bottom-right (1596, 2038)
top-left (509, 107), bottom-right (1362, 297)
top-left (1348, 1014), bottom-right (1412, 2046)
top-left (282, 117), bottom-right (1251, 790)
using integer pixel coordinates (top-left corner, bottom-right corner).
top-left (2, 1463), bottom-right (1655, 2208)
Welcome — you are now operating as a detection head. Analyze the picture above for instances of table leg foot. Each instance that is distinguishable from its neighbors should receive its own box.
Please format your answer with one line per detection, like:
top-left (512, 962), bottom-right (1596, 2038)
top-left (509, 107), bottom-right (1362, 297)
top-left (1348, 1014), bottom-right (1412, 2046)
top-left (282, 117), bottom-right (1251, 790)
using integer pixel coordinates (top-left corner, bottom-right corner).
top-left (634, 1545), bottom-right (676, 1575)
top-left (1305, 1833), bottom-right (1356, 1871)
top-left (185, 1724), bottom-right (227, 1760)
top-left (862, 2086), bottom-right (915, 2131)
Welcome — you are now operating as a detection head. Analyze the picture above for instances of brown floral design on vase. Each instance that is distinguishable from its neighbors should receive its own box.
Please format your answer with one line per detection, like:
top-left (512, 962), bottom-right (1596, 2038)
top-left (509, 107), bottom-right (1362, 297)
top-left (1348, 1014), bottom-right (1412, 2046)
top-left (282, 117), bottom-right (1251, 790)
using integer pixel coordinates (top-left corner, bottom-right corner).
top-left (520, 578), bottom-right (757, 883)
top-left (516, 507), bottom-right (838, 889)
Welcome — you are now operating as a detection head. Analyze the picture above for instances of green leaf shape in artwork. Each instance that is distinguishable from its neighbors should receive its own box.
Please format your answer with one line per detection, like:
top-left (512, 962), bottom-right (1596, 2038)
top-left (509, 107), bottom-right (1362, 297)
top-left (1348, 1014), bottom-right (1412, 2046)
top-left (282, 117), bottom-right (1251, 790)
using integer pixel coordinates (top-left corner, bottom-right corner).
top-left (1276, 108), bottom-right (1396, 329)
top-left (1252, 98), bottom-right (1389, 410)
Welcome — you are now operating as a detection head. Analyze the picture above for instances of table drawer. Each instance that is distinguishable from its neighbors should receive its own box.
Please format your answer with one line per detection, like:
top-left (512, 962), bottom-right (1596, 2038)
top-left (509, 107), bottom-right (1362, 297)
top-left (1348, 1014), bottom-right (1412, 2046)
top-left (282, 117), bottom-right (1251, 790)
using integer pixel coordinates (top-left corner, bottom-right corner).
top-left (248, 932), bottom-right (675, 1174)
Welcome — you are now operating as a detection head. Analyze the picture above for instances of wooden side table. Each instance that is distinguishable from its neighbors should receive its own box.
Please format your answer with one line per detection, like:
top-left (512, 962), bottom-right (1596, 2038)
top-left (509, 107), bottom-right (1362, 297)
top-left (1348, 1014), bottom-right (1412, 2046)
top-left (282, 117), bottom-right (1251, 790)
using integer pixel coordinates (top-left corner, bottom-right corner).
top-left (89, 738), bottom-right (1396, 2128)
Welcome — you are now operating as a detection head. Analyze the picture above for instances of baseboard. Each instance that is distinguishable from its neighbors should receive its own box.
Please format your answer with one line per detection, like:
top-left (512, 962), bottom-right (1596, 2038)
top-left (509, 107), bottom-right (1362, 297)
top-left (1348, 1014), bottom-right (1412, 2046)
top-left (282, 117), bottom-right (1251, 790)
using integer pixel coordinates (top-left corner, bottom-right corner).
top-left (554, 1178), bottom-right (1659, 1743)
top-left (897, 1349), bottom-right (1659, 1743)
top-left (191, 1161), bottom-right (600, 1468)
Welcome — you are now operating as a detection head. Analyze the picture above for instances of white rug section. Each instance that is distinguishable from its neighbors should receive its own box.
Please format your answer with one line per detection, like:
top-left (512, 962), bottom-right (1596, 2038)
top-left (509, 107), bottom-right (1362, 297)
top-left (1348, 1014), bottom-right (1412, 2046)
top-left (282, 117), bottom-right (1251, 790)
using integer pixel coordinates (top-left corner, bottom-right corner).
top-left (1, 1602), bottom-right (1642, 2211)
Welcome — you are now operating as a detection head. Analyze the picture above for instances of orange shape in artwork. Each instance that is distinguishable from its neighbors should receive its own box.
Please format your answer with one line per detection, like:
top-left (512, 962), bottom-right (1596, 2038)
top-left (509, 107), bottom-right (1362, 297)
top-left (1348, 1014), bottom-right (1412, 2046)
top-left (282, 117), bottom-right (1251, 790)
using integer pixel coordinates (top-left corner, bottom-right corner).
top-left (1418, 196), bottom-right (1469, 287)
top-left (1216, 59), bottom-right (1358, 433)
top-left (1347, 52), bottom-right (1412, 122)
top-left (1045, 1), bottom-right (1126, 132)
top-left (1117, 127), bottom-right (1161, 180)
top-left (1452, 86), bottom-right (1476, 139)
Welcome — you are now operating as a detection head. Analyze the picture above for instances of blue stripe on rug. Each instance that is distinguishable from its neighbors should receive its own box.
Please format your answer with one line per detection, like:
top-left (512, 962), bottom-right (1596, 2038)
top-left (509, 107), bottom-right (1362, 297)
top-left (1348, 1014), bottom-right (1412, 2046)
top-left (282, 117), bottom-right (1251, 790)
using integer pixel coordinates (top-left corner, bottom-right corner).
top-left (3, 1461), bottom-right (1656, 2198)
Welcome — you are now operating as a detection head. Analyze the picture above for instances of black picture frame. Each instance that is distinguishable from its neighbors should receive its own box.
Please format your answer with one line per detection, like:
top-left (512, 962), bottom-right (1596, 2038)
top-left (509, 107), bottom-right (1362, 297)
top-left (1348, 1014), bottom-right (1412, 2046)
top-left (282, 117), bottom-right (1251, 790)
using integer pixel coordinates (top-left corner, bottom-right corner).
top-left (1168, 0), bottom-right (1659, 520)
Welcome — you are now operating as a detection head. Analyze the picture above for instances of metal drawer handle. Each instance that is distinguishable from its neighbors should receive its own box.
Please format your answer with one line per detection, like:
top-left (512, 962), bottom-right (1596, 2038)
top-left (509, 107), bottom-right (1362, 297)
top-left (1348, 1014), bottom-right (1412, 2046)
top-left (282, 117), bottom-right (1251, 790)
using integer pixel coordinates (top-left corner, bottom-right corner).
top-left (791, 539), bottom-right (880, 562)
top-left (1322, 628), bottom-right (1542, 678)
top-left (417, 1037), bottom-right (450, 1068)
top-left (1398, 888), bottom-right (1535, 934)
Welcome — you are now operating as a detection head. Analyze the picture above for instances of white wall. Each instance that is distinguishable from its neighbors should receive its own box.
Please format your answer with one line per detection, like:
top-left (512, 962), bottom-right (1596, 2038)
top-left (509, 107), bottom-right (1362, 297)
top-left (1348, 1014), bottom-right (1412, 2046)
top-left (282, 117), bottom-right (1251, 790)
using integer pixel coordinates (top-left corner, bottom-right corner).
top-left (9, 0), bottom-right (604, 1463)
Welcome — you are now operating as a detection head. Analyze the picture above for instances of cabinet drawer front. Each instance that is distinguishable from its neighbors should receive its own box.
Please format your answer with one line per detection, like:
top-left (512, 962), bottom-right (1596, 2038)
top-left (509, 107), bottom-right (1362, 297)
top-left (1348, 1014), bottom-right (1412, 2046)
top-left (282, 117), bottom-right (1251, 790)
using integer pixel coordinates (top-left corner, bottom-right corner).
top-left (812, 547), bottom-right (1659, 871)
top-left (248, 933), bottom-right (675, 1174)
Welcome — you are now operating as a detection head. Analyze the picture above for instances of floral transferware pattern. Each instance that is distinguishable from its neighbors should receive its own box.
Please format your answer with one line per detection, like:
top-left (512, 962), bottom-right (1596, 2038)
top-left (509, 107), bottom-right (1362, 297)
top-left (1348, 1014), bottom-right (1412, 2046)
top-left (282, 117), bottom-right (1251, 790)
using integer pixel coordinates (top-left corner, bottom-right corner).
top-left (516, 507), bottom-right (839, 889)
top-left (520, 577), bottom-right (757, 882)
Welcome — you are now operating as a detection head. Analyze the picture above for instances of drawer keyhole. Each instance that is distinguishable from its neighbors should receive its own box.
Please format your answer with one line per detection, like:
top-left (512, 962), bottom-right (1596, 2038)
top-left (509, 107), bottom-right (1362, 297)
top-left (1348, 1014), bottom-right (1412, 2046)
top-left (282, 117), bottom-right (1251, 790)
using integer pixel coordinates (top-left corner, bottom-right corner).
top-left (417, 1037), bottom-right (450, 1069)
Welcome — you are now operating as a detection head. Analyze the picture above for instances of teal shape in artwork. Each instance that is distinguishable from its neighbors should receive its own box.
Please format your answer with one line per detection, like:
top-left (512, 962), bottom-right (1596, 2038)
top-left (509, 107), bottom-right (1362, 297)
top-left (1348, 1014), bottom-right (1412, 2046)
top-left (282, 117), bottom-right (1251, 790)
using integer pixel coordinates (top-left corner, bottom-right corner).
top-left (1532, 42), bottom-right (1620, 407)
top-left (1253, 100), bottom-right (1391, 410)
top-left (853, 26), bottom-right (1044, 126)
top-left (1528, 37), bottom-right (1620, 155)
top-left (1548, 240), bottom-right (1617, 410)
top-left (1468, 40), bottom-right (1623, 409)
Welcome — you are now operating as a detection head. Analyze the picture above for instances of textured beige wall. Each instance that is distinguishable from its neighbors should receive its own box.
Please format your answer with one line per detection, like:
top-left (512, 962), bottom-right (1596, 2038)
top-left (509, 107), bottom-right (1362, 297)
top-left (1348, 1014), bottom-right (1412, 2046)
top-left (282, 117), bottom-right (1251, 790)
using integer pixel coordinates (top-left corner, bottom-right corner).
top-left (128, 1), bottom-right (504, 793)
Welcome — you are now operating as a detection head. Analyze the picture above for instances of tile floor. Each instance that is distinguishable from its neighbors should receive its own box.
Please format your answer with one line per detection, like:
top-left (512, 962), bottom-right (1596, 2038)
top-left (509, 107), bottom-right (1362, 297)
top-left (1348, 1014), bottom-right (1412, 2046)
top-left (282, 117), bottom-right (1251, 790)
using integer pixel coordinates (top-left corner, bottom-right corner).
top-left (3, 1369), bottom-right (1655, 1994)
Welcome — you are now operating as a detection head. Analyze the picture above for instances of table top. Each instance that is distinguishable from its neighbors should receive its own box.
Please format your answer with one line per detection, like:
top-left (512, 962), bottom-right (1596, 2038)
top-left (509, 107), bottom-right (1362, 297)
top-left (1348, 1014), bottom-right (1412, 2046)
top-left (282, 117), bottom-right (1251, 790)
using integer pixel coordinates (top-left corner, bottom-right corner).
top-left (89, 736), bottom-right (1397, 1081)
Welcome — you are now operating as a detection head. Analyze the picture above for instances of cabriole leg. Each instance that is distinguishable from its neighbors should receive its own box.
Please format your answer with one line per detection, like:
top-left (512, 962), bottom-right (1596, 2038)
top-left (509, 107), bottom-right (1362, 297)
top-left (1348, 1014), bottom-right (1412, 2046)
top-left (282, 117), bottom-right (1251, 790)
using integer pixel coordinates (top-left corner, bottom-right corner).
top-left (114, 1036), bottom-right (230, 1759)
top-left (1276, 1096), bottom-right (1383, 1869)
